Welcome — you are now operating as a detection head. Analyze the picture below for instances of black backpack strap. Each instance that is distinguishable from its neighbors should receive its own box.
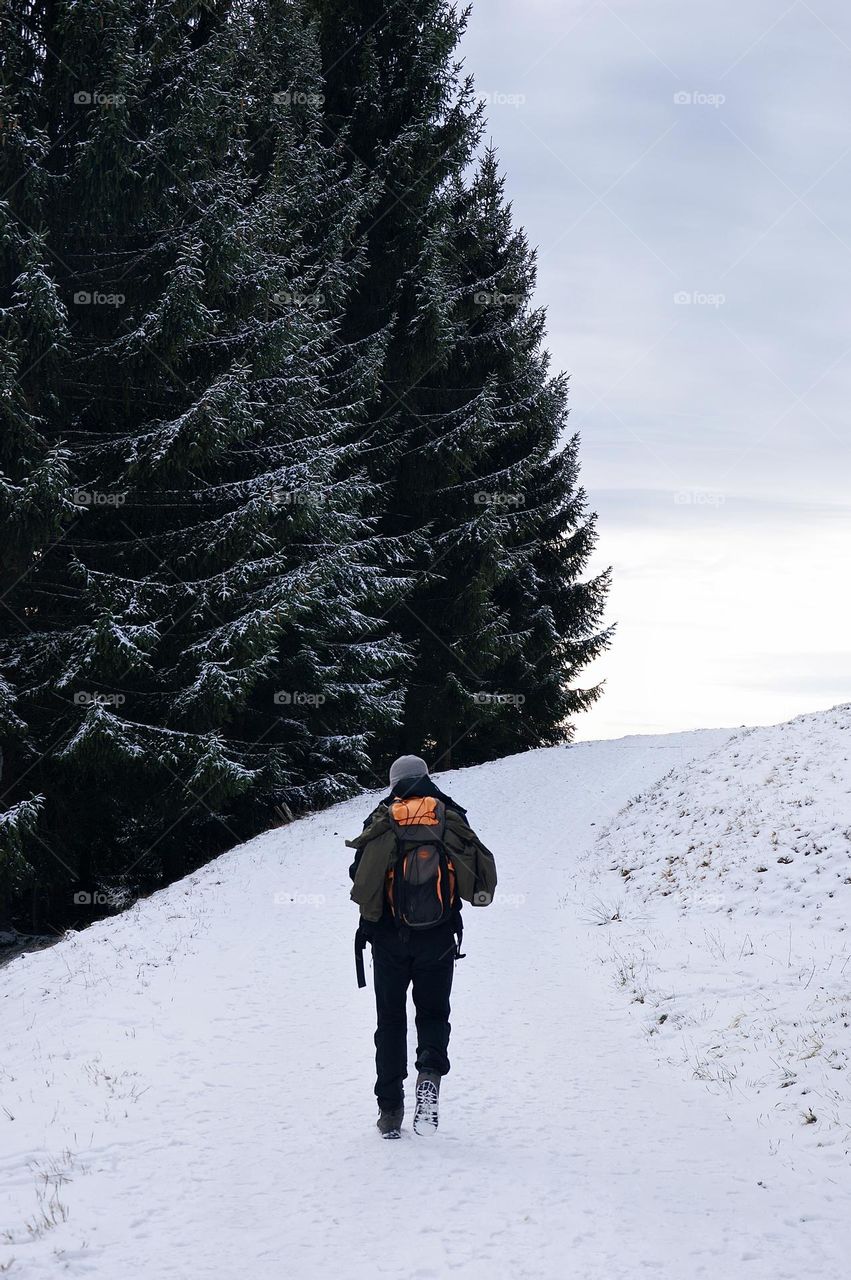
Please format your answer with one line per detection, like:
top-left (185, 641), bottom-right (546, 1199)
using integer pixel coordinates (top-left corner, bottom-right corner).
top-left (453, 909), bottom-right (465, 961)
top-left (355, 924), bottom-right (368, 989)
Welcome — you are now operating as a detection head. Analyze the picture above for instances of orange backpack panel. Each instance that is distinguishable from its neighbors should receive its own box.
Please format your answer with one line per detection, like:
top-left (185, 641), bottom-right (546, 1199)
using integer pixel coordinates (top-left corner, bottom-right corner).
top-left (390, 796), bottom-right (440, 827)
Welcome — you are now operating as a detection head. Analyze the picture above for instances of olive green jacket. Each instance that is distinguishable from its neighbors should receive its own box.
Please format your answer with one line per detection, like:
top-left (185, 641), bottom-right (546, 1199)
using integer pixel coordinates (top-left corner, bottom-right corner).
top-left (346, 803), bottom-right (498, 923)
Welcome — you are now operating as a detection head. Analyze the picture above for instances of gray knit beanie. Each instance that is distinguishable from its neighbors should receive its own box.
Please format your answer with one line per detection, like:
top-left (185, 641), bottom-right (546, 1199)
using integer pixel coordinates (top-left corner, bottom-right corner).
top-left (388, 754), bottom-right (429, 790)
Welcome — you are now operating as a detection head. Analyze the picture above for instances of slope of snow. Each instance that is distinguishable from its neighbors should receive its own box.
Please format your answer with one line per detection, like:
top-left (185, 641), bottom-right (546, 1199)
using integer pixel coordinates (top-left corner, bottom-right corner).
top-left (1, 719), bottom-right (850, 1279)
top-left (587, 705), bottom-right (851, 1159)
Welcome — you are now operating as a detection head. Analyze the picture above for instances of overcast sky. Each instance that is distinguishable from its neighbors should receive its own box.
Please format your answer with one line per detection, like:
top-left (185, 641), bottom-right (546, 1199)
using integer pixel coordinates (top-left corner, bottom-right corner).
top-left (461, 0), bottom-right (851, 738)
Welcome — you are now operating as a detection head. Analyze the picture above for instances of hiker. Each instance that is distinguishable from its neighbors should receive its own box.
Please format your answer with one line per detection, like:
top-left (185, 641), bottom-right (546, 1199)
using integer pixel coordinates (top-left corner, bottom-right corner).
top-left (347, 754), bottom-right (497, 1138)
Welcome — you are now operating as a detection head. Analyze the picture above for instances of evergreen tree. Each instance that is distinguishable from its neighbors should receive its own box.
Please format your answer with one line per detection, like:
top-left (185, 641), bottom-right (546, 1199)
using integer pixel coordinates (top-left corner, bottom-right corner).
top-left (0, 0), bottom-right (76, 921)
top-left (309, 4), bottom-right (610, 766)
top-left (0, 0), bottom-right (406, 928)
top-left (396, 151), bottom-right (611, 765)
top-left (1, 0), bottom-right (611, 932)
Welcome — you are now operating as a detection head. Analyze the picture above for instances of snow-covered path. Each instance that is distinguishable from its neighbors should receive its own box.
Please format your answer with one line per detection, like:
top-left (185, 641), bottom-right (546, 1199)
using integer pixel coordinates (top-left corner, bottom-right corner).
top-left (2, 729), bottom-right (849, 1279)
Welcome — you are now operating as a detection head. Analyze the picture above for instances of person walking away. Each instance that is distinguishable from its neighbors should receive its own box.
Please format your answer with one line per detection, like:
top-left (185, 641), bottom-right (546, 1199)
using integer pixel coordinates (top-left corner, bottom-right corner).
top-left (347, 754), bottom-right (497, 1138)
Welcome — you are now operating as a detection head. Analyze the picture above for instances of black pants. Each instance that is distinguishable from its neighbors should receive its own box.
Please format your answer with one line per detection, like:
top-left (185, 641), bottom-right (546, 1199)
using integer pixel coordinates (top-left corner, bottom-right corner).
top-left (372, 926), bottom-right (456, 1111)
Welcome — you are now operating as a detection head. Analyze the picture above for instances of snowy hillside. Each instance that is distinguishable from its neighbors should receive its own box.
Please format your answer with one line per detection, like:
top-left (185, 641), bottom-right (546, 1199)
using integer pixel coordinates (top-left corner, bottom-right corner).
top-left (2, 714), bottom-right (851, 1280)
top-left (594, 704), bottom-right (851, 919)
top-left (586, 704), bottom-right (851, 1160)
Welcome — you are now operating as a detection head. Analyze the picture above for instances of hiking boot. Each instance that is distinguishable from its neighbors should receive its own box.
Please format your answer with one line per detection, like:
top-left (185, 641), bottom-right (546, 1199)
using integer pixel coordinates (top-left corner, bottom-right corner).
top-left (413, 1070), bottom-right (440, 1135)
top-left (377, 1105), bottom-right (404, 1139)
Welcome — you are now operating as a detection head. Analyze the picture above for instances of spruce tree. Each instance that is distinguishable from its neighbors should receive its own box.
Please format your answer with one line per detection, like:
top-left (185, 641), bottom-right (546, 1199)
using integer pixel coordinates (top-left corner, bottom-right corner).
top-left (309, 4), bottom-right (610, 766)
top-left (0, 0), bottom-right (406, 927)
top-left (1, 0), bottom-right (612, 930)
top-left (395, 151), bottom-right (610, 765)
top-left (0, 0), bottom-right (76, 921)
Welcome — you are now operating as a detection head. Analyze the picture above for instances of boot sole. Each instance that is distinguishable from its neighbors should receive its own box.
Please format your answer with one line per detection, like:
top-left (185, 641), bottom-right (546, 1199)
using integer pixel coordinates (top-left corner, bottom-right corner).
top-left (413, 1080), bottom-right (439, 1135)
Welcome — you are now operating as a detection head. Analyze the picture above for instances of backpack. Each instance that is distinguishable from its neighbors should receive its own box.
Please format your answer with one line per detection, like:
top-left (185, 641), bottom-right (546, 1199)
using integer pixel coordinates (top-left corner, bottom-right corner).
top-left (385, 796), bottom-right (457, 930)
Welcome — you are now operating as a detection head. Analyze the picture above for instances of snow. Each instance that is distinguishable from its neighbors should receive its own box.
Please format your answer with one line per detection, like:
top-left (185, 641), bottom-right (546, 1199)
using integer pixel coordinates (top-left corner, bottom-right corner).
top-left (587, 703), bottom-right (851, 1159)
top-left (2, 710), bottom-right (851, 1278)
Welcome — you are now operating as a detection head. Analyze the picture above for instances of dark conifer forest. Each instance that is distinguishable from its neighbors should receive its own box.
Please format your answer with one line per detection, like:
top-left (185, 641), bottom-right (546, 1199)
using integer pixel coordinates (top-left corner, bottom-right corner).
top-left (0, 0), bottom-right (610, 932)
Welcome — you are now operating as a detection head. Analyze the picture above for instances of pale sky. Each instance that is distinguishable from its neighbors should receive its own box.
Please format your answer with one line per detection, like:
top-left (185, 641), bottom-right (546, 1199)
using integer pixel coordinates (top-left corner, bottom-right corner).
top-left (462, 0), bottom-right (851, 738)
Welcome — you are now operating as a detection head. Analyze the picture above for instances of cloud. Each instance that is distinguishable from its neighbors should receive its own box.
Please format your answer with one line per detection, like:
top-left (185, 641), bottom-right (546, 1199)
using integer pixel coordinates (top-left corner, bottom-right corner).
top-left (726, 653), bottom-right (851, 695)
top-left (592, 488), bottom-right (851, 529)
top-left (463, 1), bottom-right (851, 736)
